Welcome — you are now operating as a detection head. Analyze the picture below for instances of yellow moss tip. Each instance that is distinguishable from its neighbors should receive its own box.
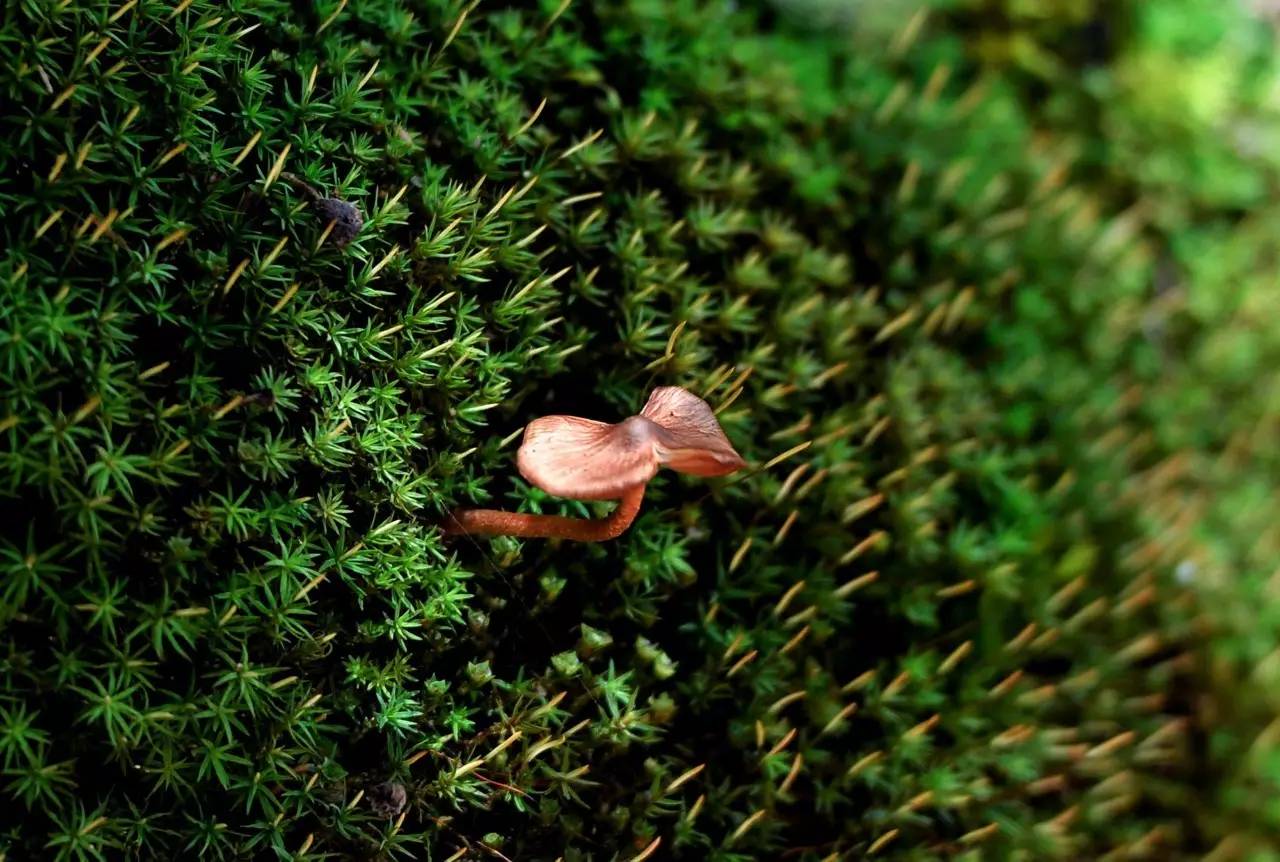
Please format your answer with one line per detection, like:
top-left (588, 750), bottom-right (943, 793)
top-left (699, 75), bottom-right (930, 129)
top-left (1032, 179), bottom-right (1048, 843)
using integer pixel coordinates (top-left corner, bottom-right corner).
top-left (867, 828), bottom-right (900, 855)
top-left (625, 837), bottom-right (662, 862)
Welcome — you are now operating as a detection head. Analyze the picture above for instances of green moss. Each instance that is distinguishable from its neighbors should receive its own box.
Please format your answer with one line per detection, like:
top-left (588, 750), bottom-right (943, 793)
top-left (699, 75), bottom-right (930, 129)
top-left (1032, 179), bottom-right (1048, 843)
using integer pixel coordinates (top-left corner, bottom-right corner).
top-left (0, 0), bottom-right (1276, 858)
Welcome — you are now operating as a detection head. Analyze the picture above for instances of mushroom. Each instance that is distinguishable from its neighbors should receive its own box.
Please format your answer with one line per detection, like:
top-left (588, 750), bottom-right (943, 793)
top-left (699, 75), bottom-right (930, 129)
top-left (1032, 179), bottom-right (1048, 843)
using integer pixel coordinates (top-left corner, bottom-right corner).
top-left (280, 172), bottom-right (364, 247)
top-left (366, 781), bottom-right (407, 817)
top-left (441, 386), bottom-right (746, 542)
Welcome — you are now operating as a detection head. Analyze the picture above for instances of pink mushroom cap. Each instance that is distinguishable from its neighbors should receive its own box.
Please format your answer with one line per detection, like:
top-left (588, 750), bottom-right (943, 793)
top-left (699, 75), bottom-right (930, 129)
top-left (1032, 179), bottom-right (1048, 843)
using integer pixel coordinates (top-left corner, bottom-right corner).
top-left (515, 386), bottom-right (747, 501)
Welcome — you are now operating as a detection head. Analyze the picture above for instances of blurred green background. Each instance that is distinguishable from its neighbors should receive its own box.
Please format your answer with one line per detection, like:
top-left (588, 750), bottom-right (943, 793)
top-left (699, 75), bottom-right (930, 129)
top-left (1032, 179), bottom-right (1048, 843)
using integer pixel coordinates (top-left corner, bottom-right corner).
top-left (3, 0), bottom-right (1280, 858)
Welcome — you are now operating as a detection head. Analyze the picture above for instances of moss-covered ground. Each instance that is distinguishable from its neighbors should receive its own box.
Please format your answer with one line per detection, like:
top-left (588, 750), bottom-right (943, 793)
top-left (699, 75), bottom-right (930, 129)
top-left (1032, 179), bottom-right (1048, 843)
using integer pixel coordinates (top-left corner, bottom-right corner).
top-left (2, 0), bottom-right (1280, 859)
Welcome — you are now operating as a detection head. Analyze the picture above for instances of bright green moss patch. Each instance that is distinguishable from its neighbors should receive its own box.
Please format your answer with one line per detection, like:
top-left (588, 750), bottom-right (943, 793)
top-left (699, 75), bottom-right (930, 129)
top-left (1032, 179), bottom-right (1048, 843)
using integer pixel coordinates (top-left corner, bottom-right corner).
top-left (0, 0), bottom-right (1276, 859)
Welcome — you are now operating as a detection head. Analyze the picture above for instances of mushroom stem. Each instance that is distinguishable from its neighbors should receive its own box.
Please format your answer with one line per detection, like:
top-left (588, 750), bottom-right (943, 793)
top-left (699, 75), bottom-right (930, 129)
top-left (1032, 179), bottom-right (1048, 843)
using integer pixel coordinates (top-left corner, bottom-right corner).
top-left (441, 484), bottom-right (647, 542)
top-left (280, 172), bottom-right (322, 201)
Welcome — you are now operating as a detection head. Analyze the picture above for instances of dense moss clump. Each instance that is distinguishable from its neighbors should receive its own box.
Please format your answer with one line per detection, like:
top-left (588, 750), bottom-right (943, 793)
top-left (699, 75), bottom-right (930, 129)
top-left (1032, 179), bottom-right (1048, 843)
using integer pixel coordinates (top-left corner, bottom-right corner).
top-left (1, 0), bottom-right (1277, 859)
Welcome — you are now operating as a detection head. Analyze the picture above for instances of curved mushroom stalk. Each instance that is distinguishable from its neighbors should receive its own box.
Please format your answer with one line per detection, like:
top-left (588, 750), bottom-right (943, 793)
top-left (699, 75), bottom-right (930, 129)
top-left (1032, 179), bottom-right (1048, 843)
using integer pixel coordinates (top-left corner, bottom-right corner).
top-left (440, 387), bottom-right (745, 543)
top-left (441, 484), bottom-right (647, 541)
